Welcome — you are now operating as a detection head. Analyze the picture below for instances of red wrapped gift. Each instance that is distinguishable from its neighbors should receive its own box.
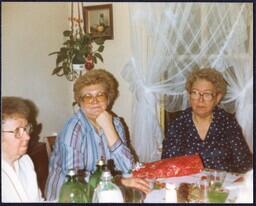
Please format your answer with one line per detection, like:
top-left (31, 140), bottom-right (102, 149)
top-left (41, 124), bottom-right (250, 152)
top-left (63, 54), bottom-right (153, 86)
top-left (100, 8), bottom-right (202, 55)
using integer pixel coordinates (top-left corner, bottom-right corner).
top-left (132, 154), bottom-right (204, 179)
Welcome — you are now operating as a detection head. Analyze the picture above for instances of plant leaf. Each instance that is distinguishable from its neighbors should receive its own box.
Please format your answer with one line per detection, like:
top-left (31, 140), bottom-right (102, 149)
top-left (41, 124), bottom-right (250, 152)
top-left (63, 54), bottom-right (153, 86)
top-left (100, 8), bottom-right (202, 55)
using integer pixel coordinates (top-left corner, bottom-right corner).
top-left (97, 45), bottom-right (104, 52)
top-left (52, 66), bottom-right (63, 75)
top-left (63, 30), bottom-right (72, 37)
top-left (63, 63), bottom-right (71, 75)
top-left (80, 46), bottom-right (90, 55)
top-left (84, 33), bottom-right (91, 39)
top-left (63, 39), bottom-right (73, 46)
top-left (94, 38), bottom-right (105, 45)
top-left (93, 56), bottom-right (97, 64)
top-left (60, 47), bottom-right (68, 54)
top-left (56, 72), bottom-right (65, 77)
top-left (56, 54), bottom-right (66, 65)
top-left (94, 53), bottom-right (103, 62)
top-left (49, 51), bottom-right (59, 56)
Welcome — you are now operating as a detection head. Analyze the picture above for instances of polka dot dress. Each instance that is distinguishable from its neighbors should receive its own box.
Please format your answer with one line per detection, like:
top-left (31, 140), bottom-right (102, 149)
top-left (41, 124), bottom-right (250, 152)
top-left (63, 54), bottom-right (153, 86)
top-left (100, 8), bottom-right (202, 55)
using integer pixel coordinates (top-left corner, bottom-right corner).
top-left (161, 107), bottom-right (252, 173)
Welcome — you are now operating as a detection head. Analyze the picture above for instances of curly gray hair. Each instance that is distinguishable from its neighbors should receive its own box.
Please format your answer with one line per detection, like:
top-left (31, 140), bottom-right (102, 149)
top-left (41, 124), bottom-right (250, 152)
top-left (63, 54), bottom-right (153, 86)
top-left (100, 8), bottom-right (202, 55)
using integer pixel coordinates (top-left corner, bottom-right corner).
top-left (185, 67), bottom-right (227, 96)
top-left (73, 69), bottom-right (119, 107)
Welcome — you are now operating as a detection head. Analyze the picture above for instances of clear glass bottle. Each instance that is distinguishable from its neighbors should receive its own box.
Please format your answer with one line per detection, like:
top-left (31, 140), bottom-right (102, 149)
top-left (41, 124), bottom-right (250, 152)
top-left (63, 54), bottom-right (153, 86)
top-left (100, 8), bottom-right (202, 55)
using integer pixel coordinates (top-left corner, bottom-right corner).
top-left (92, 169), bottom-right (124, 203)
top-left (165, 183), bottom-right (177, 203)
top-left (86, 158), bottom-right (105, 202)
top-left (58, 169), bottom-right (88, 203)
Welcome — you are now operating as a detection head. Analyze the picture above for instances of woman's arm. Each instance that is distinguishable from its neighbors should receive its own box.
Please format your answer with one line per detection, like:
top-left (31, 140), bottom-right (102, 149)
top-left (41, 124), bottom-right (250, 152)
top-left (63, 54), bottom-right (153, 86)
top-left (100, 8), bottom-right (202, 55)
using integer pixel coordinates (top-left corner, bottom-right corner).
top-left (96, 111), bottom-right (119, 147)
top-left (99, 116), bottom-right (135, 174)
top-left (113, 175), bottom-right (151, 194)
top-left (59, 121), bottom-right (87, 171)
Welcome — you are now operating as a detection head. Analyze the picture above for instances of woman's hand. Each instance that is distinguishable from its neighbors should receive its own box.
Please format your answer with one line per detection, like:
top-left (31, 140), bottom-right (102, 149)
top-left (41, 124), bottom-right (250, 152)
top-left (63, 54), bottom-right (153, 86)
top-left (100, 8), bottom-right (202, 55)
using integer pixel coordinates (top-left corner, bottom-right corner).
top-left (96, 111), bottom-right (113, 130)
top-left (120, 177), bottom-right (151, 194)
top-left (96, 111), bottom-right (119, 147)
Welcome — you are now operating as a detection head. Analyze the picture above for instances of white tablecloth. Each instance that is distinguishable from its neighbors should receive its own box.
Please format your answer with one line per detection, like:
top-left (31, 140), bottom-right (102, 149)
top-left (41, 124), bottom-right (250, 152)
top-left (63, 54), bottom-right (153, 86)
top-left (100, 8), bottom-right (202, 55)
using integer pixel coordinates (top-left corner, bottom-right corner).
top-left (144, 170), bottom-right (243, 203)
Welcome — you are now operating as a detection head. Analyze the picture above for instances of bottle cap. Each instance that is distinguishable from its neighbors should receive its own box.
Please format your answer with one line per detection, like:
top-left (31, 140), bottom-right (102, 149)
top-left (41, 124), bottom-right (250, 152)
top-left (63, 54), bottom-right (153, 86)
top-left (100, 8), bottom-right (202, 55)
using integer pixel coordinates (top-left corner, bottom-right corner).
top-left (98, 159), bottom-right (105, 166)
top-left (67, 169), bottom-right (76, 176)
top-left (166, 183), bottom-right (176, 190)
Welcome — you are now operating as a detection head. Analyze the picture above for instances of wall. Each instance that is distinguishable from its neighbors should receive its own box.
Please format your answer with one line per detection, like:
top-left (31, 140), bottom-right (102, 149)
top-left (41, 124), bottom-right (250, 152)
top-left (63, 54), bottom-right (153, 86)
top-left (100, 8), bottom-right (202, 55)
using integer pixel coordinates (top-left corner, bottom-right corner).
top-left (2, 2), bottom-right (133, 140)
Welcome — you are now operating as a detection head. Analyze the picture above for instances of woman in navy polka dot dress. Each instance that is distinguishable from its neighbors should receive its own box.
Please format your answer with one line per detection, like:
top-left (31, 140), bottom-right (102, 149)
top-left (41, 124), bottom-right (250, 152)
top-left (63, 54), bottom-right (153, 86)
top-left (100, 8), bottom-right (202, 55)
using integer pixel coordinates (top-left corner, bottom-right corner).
top-left (161, 68), bottom-right (252, 173)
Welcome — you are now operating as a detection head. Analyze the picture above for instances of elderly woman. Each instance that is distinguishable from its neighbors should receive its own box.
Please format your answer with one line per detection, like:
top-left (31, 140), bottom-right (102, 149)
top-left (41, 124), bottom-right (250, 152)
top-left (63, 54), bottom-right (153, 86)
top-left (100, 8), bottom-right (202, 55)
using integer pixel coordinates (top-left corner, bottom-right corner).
top-left (1, 96), bottom-right (43, 202)
top-left (161, 68), bottom-right (252, 173)
top-left (45, 69), bottom-right (150, 201)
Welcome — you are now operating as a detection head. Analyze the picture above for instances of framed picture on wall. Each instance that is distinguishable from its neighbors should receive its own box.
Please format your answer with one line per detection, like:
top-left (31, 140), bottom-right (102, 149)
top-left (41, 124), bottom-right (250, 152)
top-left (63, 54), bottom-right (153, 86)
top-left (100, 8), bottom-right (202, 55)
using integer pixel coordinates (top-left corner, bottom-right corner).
top-left (83, 4), bottom-right (113, 40)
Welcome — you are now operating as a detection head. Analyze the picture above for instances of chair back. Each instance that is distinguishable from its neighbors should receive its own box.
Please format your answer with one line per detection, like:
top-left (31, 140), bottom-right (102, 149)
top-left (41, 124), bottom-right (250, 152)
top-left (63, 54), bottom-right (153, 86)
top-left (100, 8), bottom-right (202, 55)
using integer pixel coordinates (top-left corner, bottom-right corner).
top-left (45, 135), bottom-right (57, 157)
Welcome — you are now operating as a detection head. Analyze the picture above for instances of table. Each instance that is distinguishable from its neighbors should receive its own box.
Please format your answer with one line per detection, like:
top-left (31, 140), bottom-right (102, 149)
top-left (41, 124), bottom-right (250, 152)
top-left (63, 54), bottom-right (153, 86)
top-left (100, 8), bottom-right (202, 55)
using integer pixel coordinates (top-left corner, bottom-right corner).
top-left (144, 169), bottom-right (243, 203)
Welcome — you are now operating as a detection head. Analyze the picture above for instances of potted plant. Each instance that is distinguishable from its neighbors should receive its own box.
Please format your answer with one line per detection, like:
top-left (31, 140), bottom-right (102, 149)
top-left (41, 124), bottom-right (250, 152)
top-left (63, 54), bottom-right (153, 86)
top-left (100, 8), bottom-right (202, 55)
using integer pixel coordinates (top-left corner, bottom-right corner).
top-left (50, 13), bottom-right (105, 81)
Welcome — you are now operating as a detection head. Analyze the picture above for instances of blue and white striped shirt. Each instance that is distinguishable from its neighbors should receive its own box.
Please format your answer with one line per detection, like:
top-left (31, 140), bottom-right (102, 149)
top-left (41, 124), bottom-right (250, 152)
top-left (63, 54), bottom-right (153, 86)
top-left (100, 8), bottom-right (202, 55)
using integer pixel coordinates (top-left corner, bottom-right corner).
top-left (45, 108), bottom-right (134, 200)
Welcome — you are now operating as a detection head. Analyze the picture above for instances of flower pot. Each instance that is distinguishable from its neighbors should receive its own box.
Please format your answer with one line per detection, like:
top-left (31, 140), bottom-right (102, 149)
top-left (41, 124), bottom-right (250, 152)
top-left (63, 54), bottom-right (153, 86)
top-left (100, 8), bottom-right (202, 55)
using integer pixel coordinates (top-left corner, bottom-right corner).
top-left (72, 64), bottom-right (85, 72)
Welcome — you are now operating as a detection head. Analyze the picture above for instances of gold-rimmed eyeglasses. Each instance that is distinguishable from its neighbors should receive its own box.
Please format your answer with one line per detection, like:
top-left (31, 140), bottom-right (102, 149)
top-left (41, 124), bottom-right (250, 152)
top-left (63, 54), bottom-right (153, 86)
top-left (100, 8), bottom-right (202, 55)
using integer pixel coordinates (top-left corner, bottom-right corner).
top-left (2, 124), bottom-right (33, 139)
top-left (190, 90), bottom-right (216, 101)
top-left (80, 92), bottom-right (108, 104)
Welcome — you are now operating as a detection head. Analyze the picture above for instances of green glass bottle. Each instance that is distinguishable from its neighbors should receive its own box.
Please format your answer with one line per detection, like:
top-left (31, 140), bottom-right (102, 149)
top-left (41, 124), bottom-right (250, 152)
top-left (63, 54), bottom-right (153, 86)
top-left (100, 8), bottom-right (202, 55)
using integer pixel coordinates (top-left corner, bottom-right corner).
top-left (86, 158), bottom-right (105, 202)
top-left (76, 169), bottom-right (90, 200)
top-left (58, 169), bottom-right (88, 203)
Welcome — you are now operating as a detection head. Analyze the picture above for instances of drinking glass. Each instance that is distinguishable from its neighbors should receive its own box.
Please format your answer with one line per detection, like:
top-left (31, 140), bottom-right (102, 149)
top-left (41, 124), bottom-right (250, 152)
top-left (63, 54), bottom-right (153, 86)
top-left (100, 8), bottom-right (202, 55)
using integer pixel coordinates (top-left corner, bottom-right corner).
top-left (146, 178), bottom-right (156, 190)
top-left (208, 170), bottom-right (226, 189)
top-left (121, 187), bottom-right (145, 203)
top-left (207, 170), bottom-right (228, 203)
top-left (199, 178), bottom-right (209, 203)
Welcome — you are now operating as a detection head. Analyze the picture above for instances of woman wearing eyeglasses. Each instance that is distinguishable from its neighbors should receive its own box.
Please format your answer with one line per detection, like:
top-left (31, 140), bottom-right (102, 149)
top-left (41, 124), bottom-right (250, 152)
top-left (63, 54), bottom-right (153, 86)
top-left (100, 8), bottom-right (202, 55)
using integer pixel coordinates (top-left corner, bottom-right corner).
top-left (45, 69), bottom-right (150, 201)
top-left (1, 97), bottom-right (43, 202)
top-left (161, 68), bottom-right (252, 173)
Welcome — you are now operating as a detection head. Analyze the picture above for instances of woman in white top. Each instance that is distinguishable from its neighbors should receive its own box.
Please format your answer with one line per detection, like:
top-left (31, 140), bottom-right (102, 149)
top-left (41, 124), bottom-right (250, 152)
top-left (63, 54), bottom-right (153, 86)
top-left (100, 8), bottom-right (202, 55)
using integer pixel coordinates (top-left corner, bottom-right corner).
top-left (1, 96), bottom-right (43, 202)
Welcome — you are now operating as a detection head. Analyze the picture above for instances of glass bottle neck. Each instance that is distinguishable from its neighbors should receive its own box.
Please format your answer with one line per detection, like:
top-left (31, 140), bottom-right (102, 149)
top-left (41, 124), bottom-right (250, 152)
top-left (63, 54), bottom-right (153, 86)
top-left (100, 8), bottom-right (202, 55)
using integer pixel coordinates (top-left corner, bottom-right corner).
top-left (96, 165), bottom-right (103, 171)
top-left (102, 177), bottom-right (112, 182)
top-left (67, 175), bottom-right (76, 182)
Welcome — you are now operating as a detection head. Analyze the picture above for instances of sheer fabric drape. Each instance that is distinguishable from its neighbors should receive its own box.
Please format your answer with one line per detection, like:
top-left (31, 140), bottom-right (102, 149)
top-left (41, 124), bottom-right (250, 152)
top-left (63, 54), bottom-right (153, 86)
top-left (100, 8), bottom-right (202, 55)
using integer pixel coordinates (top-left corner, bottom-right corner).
top-left (122, 3), bottom-right (253, 162)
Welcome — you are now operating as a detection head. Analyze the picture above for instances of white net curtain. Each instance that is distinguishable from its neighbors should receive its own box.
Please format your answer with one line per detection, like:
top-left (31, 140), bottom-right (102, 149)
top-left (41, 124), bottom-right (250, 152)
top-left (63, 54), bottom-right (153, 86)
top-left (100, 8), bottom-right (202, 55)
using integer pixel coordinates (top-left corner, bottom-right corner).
top-left (122, 3), bottom-right (253, 162)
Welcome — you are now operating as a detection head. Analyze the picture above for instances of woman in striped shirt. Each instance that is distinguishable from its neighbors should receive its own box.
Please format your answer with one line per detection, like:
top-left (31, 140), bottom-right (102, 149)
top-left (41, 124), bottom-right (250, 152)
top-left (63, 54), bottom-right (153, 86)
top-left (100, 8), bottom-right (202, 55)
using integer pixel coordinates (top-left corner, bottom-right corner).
top-left (45, 69), bottom-right (150, 201)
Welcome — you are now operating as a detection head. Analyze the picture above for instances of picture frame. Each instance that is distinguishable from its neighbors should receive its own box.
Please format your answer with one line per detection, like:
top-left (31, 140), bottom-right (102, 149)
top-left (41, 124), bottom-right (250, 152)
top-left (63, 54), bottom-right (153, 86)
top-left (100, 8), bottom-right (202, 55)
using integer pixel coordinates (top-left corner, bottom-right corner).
top-left (83, 4), bottom-right (113, 40)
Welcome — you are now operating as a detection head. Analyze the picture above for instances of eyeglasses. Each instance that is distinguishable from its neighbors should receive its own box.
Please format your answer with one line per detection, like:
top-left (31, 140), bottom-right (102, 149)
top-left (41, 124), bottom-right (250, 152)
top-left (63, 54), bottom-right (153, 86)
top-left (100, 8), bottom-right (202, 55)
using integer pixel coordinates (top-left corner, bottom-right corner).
top-left (80, 92), bottom-right (107, 104)
top-left (2, 124), bottom-right (33, 139)
top-left (190, 90), bottom-right (216, 101)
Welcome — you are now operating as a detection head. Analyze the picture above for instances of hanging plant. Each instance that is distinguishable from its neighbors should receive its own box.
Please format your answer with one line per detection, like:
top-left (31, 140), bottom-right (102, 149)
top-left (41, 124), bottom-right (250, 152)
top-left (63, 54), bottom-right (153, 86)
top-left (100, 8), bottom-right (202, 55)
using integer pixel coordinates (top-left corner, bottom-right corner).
top-left (49, 2), bottom-right (105, 81)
